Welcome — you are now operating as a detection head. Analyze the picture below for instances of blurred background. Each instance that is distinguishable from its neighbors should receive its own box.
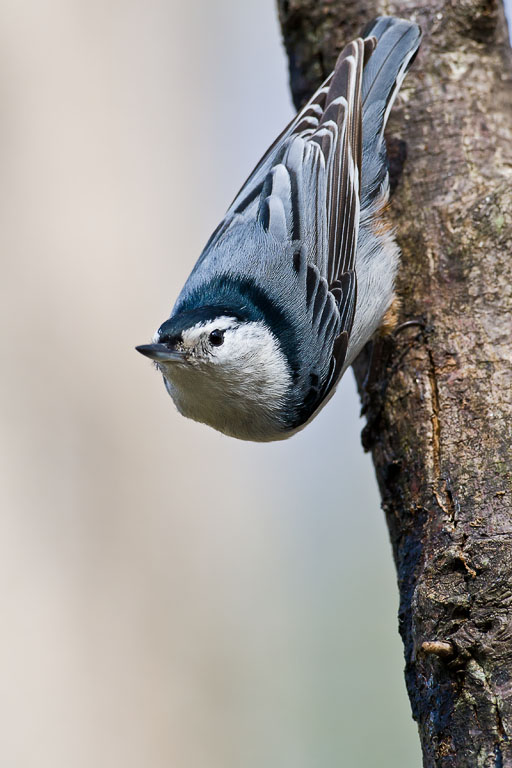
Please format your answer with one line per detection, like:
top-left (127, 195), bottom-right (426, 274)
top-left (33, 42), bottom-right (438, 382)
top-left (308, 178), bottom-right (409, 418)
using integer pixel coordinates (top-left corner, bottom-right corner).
top-left (0, 2), bottom-right (510, 767)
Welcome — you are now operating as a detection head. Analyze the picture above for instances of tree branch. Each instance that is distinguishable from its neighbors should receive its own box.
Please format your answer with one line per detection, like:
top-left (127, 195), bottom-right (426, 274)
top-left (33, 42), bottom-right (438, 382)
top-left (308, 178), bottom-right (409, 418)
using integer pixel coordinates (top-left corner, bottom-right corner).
top-left (277, 1), bottom-right (512, 765)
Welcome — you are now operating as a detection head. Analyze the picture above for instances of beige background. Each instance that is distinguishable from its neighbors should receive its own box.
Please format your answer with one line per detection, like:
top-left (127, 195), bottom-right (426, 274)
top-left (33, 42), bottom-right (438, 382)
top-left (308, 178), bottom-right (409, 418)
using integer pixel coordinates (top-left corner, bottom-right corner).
top-left (0, 1), bottom-right (452, 765)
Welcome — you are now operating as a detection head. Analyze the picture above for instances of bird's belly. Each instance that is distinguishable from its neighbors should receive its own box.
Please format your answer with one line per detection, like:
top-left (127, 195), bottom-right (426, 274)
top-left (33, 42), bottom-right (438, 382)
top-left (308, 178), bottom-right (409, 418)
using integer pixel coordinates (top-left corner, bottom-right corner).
top-left (162, 370), bottom-right (289, 442)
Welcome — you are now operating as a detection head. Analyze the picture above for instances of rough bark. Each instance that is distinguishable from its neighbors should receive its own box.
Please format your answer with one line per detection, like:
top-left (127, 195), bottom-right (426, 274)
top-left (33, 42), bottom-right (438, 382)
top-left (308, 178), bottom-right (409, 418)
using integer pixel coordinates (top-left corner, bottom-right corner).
top-left (276, 1), bottom-right (512, 766)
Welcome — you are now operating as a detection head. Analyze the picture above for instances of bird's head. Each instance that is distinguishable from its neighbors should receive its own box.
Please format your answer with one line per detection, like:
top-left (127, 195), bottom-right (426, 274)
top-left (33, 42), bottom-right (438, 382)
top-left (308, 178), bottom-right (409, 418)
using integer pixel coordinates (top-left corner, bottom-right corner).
top-left (136, 306), bottom-right (293, 441)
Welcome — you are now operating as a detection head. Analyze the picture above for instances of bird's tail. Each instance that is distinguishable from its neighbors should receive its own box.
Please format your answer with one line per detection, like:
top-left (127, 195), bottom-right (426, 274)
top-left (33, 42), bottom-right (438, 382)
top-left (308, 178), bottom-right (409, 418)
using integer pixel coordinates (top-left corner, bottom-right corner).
top-left (360, 16), bottom-right (421, 208)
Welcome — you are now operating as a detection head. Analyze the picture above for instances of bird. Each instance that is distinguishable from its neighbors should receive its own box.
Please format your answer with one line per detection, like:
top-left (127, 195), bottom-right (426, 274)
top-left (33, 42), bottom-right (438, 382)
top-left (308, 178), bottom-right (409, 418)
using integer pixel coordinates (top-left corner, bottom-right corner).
top-left (136, 16), bottom-right (421, 442)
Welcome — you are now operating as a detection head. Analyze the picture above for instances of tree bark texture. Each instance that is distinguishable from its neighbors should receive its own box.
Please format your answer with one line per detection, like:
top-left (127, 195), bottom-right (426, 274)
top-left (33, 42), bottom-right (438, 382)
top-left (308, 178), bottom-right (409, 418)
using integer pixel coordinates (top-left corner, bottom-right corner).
top-left (277, 1), bottom-right (512, 766)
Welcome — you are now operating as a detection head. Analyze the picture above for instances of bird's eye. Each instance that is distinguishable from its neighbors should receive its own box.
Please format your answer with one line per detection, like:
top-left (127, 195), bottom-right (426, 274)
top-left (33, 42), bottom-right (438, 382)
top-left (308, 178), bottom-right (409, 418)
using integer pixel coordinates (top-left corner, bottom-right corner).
top-left (209, 329), bottom-right (224, 347)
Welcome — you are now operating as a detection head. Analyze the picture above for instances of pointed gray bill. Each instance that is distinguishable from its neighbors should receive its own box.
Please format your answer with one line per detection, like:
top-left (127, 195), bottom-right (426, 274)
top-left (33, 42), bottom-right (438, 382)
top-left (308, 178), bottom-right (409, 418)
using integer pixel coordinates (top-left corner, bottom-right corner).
top-left (135, 344), bottom-right (186, 363)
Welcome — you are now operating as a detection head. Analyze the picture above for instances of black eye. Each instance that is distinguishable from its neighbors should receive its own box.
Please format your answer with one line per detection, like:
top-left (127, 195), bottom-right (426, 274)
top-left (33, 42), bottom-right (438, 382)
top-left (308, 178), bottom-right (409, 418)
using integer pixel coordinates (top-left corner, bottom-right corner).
top-left (209, 329), bottom-right (224, 346)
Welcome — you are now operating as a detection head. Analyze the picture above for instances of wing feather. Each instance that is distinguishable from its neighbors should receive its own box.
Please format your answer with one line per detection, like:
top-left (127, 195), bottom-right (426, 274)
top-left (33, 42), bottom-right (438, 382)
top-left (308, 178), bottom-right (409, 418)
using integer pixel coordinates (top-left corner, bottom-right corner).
top-left (226, 73), bottom-right (334, 219)
top-left (254, 35), bottom-right (373, 418)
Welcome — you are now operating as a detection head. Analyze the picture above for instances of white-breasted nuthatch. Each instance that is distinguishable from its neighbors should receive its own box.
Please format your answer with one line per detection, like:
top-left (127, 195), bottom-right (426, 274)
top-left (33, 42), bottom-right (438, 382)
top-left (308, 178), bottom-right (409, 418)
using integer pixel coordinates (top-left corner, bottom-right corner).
top-left (137, 17), bottom-right (421, 442)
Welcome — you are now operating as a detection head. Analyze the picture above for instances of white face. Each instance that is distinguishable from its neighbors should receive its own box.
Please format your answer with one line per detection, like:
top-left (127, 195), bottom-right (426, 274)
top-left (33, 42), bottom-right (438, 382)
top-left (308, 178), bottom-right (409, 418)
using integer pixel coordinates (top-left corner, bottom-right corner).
top-left (154, 316), bottom-right (292, 441)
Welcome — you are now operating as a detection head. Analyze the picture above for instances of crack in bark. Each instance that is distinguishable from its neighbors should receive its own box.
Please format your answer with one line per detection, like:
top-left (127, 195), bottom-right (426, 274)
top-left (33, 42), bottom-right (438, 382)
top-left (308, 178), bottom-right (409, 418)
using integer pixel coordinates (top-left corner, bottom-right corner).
top-left (427, 345), bottom-right (442, 480)
top-left (425, 341), bottom-right (463, 539)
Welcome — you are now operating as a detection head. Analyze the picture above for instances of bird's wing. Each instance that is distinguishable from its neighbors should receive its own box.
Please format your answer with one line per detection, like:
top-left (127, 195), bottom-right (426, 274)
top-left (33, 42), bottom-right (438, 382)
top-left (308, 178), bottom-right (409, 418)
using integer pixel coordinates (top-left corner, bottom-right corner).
top-left (312, 36), bottom-right (375, 396)
top-left (254, 36), bottom-right (375, 418)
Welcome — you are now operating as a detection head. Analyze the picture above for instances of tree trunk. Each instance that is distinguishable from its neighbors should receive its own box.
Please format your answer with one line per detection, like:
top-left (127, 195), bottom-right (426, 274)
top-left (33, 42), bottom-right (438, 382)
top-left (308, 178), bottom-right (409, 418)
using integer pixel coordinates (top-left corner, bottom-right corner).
top-left (276, 1), bottom-right (512, 766)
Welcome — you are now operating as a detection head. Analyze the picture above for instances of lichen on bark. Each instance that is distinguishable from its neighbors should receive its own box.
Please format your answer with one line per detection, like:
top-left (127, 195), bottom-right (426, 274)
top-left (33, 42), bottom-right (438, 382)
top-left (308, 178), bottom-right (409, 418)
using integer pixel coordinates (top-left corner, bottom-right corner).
top-left (277, 1), bottom-right (512, 766)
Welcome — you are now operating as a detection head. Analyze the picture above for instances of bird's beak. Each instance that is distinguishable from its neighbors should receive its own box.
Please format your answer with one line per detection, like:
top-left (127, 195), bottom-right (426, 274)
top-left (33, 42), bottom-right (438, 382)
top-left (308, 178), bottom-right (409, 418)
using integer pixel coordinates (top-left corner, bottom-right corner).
top-left (135, 344), bottom-right (186, 363)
